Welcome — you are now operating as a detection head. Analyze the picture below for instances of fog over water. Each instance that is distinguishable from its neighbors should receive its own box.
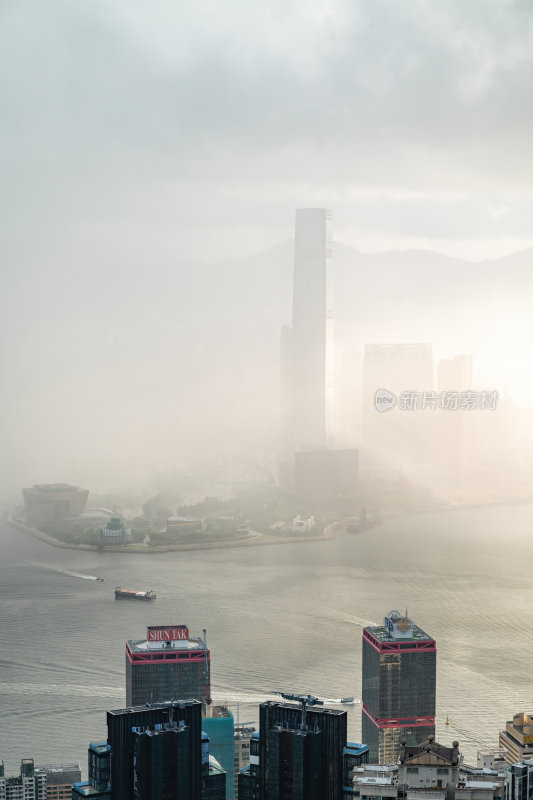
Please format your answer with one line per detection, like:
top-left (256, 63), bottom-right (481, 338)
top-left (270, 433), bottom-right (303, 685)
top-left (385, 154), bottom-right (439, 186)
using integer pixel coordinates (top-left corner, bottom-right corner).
top-left (2, 503), bottom-right (533, 773)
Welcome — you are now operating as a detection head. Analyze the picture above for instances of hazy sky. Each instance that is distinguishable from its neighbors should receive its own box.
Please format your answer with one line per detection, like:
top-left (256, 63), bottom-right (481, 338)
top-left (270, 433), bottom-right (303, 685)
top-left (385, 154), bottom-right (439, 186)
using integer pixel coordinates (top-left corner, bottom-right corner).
top-left (3, 0), bottom-right (533, 264)
top-left (2, 0), bottom-right (533, 497)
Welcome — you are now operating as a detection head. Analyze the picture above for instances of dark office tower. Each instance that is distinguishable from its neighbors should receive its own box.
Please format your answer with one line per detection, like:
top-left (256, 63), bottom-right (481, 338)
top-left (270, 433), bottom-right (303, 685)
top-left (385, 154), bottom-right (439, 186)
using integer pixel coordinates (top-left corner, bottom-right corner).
top-left (267, 724), bottom-right (322, 800)
top-left (362, 611), bottom-right (436, 764)
top-left (107, 700), bottom-right (203, 800)
top-left (239, 701), bottom-right (347, 800)
top-left (126, 625), bottom-right (211, 707)
top-left (132, 728), bottom-right (225, 800)
top-left (133, 722), bottom-right (194, 800)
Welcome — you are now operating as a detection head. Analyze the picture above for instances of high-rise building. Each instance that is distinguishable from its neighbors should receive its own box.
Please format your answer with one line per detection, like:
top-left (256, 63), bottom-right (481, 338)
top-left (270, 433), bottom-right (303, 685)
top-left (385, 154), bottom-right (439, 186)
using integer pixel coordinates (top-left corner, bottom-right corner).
top-left (238, 700), bottom-right (347, 800)
top-left (77, 701), bottom-right (225, 800)
top-left (107, 700), bottom-right (203, 800)
top-left (343, 743), bottom-right (369, 798)
top-left (499, 714), bottom-right (533, 765)
top-left (202, 706), bottom-right (235, 799)
top-left (0, 759), bottom-right (46, 800)
top-left (506, 758), bottom-right (533, 800)
top-left (34, 763), bottom-right (81, 800)
top-left (361, 344), bottom-right (433, 480)
top-left (238, 732), bottom-right (259, 800)
top-left (362, 611), bottom-right (436, 764)
top-left (202, 752), bottom-right (226, 800)
top-left (72, 742), bottom-right (111, 799)
top-left (126, 625), bottom-right (211, 707)
top-left (233, 724), bottom-right (255, 799)
top-left (281, 208), bottom-right (334, 456)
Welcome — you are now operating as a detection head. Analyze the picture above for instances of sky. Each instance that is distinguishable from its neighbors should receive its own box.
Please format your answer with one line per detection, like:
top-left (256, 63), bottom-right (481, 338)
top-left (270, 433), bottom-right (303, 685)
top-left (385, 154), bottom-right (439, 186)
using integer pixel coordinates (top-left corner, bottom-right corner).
top-left (3, 0), bottom-right (533, 263)
top-left (2, 0), bottom-right (533, 497)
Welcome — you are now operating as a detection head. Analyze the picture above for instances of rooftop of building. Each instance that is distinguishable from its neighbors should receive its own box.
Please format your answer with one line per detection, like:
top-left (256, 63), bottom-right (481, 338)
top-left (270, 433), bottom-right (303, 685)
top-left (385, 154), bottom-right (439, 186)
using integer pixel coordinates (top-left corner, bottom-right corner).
top-left (36, 762), bottom-right (81, 772)
top-left (355, 765), bottom-right (398, 775)
top-left (356, 774), bottom-right (396, 786)
top-left (72, 782), bottom-right (108, 796)
top-left (367, 610), bottom-right (433, 643)
top-left (127, 635), bottom-right (207, 653)
top-left (463, 781), bottom-right (502, 789)
top-left (88, 742), bottom-right (110, 755)
top-left (208, 756), bottom-right (225, 776)
top-left (401, 739), bottom-right (459, 765)
top-left (273, 723), bottom-right (321, 736)
top-left (345, 742), bottom-right (370, 755)
top-left (138, 721), bottom-right (189, 737)
top-left (26, 483), bottom-right (85, 493)
top-left (353, 764), bottom-right (398, 786)
top-left (235, 728), bottom-right (256, 740)
top-left (368, 625), bottom-right (432, 642)
top-left (203, 705), bottom-right (233, 719)
top-left (462, 766), bottom-right (503, 777)
top-left (263, 700), bottom-right (346, 717)
top-left (108, 699), bottom-right (201, 717)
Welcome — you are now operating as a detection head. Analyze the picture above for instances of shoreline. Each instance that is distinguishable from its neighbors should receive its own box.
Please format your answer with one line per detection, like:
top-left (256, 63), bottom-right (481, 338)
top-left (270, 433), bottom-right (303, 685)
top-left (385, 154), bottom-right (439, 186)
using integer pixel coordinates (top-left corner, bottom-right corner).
top-left (6, 516), bottom-right (335, 554)
top-left (7, 496), bottom-right (530, 554)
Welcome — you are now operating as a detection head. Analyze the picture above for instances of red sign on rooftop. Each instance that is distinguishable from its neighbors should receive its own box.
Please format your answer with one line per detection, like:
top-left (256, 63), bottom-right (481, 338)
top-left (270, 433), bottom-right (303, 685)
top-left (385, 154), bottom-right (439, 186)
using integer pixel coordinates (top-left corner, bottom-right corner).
top-left (147, 625), bottom-right (189, 642)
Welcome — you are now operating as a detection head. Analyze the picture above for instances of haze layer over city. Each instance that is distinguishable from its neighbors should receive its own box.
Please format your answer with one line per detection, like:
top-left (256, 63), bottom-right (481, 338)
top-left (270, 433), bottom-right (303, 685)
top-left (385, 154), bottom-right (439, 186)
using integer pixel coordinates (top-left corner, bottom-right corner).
top-left (1, 2), bottom-right (533, 798)
top-left (2, 1), bottom-right (533, 498)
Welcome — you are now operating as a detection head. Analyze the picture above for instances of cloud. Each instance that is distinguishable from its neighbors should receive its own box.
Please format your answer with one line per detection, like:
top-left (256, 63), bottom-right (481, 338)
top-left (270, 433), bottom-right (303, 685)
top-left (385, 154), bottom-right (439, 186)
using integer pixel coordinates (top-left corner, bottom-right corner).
top-left (3, 0), bottom-right (533, 191)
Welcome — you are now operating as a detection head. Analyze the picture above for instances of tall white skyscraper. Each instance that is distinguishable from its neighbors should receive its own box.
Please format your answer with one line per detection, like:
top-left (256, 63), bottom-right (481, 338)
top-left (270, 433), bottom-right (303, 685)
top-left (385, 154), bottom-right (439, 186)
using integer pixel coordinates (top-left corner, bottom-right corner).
top-left (361, 343), bottom-right (434, 479)
top-left (282, 208), bottom-right (334, 454)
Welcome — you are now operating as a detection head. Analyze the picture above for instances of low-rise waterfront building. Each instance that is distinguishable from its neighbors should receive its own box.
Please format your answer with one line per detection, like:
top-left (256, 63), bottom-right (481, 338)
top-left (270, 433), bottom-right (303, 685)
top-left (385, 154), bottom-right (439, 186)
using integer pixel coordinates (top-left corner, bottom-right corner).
top-left (100, 518), bottom-right (132, 545)
top-left (22, 484), bottom-right (89, 525)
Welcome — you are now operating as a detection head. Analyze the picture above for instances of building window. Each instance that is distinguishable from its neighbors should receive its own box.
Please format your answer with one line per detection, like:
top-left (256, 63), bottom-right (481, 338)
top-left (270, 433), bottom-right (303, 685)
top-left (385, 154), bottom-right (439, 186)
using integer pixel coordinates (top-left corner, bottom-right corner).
top-left (407, 767), bottom-right (419, 774)
top-left (437, 769), bottom-right (449, 775)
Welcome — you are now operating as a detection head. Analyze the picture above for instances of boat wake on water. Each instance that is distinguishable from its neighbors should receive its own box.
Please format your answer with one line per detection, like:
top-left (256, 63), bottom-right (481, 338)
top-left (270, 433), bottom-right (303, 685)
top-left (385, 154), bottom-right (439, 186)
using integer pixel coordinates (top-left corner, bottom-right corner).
top-left (321, 697), bottom-right (359, 705)
top-left (59, 570), bottom-right (104, 582)
top-left (31, 564), bottom-right (105, 581)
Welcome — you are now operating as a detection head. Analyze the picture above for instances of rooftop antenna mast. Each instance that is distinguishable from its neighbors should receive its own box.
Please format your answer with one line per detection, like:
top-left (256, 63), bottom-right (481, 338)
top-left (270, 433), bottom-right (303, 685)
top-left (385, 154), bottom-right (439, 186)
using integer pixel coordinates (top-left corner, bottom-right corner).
top-left (278, 692), bottom-right (324, 730)
top-left (203, 629), bottom-right (211, 705)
